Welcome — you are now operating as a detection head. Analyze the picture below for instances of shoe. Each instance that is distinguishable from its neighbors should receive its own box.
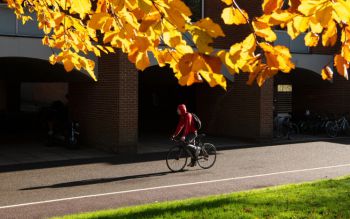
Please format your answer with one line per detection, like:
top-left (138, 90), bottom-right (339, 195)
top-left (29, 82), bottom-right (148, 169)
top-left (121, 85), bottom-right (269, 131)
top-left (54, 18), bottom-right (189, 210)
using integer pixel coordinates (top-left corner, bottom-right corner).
top-left (187, 160), bottom-right (196, 167)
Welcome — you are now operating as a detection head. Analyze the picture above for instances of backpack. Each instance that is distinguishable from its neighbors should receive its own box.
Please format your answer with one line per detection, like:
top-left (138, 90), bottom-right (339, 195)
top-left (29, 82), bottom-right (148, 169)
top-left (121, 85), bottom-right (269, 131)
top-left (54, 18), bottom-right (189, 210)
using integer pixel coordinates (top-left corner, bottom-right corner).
top-left (191, 113), bottom-right (202, 130)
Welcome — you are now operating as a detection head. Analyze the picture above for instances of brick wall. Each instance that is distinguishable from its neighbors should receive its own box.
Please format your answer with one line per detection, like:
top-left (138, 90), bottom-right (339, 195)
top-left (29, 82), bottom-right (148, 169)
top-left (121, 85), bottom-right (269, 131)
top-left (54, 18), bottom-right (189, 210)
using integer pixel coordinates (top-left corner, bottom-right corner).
top-left (259, 79), bottom-right (274, 141)
top-left (293, 70), bottom-right (350, 118)
top-left (0, 81), bottom-right (6, 111)
top-left (116, 53), bottom-right (138, 154)
top-left (198, 0), bottom-right (273, 141)
top-left (196, 74), bottom-right (273, 141)
top-left (69, 52), bottom-right (138, 153)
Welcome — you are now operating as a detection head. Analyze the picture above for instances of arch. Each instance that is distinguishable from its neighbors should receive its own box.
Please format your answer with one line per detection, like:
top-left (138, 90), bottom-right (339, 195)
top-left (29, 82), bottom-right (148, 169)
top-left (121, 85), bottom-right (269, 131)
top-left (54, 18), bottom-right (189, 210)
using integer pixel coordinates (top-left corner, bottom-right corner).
top-left (291, 53), bottom-right (333, 75)
top-left (0, 36), bottom-right (98, 79)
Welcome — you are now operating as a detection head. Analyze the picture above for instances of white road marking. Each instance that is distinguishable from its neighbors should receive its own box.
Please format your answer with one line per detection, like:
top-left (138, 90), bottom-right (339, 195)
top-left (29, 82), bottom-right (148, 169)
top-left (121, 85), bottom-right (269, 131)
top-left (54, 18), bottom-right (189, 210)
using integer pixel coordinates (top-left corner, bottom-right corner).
top-left (1, 163), bottom-right (350, 209)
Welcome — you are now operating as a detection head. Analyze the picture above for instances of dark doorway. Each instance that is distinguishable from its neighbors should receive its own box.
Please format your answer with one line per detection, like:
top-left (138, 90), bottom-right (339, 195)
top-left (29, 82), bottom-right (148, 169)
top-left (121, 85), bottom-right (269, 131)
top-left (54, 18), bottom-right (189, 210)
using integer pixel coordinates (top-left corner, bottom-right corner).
top-left (139, 66), bottom-right (197, 136)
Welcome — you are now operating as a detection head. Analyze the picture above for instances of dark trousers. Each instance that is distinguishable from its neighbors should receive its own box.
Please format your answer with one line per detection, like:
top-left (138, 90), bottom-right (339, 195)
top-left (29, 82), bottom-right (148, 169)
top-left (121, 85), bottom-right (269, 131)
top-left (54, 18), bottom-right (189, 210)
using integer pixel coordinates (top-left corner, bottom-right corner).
top-left (185, 132), bottom-right (198, 159)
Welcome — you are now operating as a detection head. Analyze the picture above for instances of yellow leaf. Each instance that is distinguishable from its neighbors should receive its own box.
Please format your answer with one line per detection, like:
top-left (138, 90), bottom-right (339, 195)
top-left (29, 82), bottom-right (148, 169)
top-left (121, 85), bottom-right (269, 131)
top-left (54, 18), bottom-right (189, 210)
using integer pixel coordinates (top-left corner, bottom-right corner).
top-left (135, 52), bottom-right (150, 71)
top-left (63, 58), bottom-right (75, 72)
top-left (309, 17), bottom-right (323, 34)
top-left (292, 15), bottom-right (309, 32)
top-left (221, 7), bottom-right (248, 25)
top-left (163, 30), bottom-right (183, 48)
top-left (341, 26), bottom-right (350, 44)
top-left (342, 44), bottom-right (350, 62)
top-left (217, 50), bottom-right (240, 74)
top-left (137, 0), bottom-right (153, 14)
top-left (260, 43), bottom-right (295, 73)
top-left (105, 46), bottom-right (115, 53)
top-left (322, 20), bottom-right (337, 47)
top-left (221, 0), bottom-right (233, 6)
top-left (152, 49), bottom-right (174, 67)
top-left (111, 0), bottom-right (125, 12)
top-left (241, 34), bottom-right (256, 54)
top-left (88, 13), bottom-right (112, 30)
top-left (70, 0), bottom-right (91, 19)
top-left (188, 28), bottom-right (214, 54)
top-left (171, 0), bottom-right (192, 17)
top-left (333, 0), bottom-right (350, 24)
top-left (262, 0), bottom-right (284, 14)
top-left (298, 0), bottom-right (329, 16)
top-left (305, 32), bottom-right (319, 47)
top-left (315, 5), bottom-right (332, 27)
top-left (175, 45), bottom-right (194, 54)
top-left (229, 42), bottom-right (242, 57)
top-left (334, 54), bottom-right (349, 80)
top-left (139, 11), bottom-right (161, 32)
top-left (269, 11), bottom-right (294, 26)
top-left (287, 21), bottom-right (300, 40)
top-left (96, 0), bottom-right (107, 13)
top-left (321, 66), bottom-right (333, 81)
top-left (252, 20), bottom-right (277, 42)
top-left (194, 18), bottom-right (225, 38)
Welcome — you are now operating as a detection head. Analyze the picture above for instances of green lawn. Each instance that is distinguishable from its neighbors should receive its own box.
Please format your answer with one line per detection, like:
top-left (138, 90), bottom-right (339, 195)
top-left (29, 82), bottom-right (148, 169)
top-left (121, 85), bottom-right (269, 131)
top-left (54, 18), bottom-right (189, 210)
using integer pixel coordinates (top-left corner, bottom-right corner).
top-left (53, 176), bottom-right (350, 219)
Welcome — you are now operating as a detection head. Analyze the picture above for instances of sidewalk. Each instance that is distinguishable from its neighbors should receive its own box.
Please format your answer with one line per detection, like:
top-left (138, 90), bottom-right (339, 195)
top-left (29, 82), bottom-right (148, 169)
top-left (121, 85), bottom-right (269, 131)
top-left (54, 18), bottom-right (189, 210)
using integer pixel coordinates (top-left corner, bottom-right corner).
top-left (1, 134), bottom-right (348, 167)
top-left (0, 142), bottom-right (113, 166)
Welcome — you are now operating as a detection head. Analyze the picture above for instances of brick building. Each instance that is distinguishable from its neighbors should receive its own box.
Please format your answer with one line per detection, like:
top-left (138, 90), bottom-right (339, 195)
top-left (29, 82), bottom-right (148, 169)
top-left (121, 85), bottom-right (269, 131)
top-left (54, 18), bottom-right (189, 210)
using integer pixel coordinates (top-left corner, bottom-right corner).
top-left (0, 1), bottom-right (349, 154)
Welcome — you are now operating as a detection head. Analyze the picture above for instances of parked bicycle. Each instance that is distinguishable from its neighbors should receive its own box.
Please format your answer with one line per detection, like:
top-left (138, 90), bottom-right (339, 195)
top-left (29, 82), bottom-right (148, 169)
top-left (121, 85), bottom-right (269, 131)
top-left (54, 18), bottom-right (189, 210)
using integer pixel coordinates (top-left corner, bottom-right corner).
top-left (166, 134), bottom-right (216, 172)
top-left (274, 114), bottom-right (299, 140)
top-left (326, 114), bottom-right (350, 138)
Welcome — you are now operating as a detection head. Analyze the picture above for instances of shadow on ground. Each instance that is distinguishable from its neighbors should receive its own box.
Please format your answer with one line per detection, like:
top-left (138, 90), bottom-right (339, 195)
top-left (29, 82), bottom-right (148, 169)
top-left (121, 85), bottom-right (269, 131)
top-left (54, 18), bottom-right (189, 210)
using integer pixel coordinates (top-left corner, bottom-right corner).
top-left (1, 137), bottom-right (350, 174)
top-left (20, 170), bottom-right (183, 190)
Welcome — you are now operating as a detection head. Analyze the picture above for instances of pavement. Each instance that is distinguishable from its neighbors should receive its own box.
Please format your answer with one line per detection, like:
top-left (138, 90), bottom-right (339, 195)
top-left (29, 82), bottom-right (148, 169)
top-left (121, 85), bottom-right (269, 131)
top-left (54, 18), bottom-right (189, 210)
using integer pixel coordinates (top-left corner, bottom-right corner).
top-left (1, 138), bottom-right (350, 219)
top-left (0, 142), bottom-right (114, 167)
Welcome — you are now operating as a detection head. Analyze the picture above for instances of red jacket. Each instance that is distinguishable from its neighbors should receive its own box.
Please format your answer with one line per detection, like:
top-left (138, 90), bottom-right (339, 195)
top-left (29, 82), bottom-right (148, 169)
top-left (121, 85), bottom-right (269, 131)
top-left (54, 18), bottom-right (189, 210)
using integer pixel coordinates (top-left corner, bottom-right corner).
top-left (173, 104), bottom-right (197, 137)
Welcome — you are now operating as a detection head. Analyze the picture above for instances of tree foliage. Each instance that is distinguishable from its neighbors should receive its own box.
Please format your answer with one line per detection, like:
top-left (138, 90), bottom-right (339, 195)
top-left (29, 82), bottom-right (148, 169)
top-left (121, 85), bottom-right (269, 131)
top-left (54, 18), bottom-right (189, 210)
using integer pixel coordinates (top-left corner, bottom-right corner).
top-left (6, 0), bottom-right (350, 89)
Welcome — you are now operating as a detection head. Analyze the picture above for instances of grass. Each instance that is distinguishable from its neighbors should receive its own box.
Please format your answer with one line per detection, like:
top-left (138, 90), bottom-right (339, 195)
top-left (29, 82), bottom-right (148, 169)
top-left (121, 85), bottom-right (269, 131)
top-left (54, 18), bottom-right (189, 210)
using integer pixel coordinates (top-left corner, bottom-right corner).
top-left (53, 176), bottom-right (350, 219)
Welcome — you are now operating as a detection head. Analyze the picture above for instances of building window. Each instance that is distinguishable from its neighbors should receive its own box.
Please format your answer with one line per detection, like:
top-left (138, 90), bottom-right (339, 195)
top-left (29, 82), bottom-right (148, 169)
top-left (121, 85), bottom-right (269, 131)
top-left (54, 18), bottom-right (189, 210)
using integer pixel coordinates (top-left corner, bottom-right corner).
top-left (183, 0), bottom-right (203, 22)
top-left (277, 84), bottom-right (293, 92)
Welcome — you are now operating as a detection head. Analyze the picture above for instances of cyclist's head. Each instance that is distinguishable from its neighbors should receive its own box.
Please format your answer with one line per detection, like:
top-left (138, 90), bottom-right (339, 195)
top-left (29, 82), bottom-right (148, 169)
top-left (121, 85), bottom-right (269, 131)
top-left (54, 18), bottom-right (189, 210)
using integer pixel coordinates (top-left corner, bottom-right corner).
top-left (177, 104), bottom-right (187, 115)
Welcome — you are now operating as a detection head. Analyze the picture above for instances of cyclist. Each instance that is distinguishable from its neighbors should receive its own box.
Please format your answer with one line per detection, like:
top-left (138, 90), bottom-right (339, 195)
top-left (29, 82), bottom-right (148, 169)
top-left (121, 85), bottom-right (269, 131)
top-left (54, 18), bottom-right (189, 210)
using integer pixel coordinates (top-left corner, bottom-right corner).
top-left (171, 104), bottom-right (200, 167)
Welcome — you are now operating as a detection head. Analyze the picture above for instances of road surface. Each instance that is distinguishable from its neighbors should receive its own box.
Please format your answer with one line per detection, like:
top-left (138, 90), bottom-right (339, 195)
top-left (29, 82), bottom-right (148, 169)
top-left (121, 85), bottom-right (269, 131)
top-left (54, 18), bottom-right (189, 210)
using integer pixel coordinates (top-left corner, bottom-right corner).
top-left (1, 139), bottom-right (350, 218)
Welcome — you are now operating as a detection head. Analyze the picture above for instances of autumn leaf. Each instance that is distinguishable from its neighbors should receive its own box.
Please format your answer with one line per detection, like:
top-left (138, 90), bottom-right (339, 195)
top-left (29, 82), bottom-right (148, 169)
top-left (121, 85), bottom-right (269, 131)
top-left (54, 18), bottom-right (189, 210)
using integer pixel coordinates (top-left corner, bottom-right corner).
top-left (260, 43), bottom-right (295, 73)
top-left (221, 0), bottom-right (233, 6)
top-left (321, 66), bottom-right (333, 81)
top-left (252, 20), bottom-right (277, 42)
top-left (221, 7), bottom-right (248, 25)
top-left (334, 54), bottom-right (349, 80)
top-left (88, 13), bottom-right (112, 30)
top-left (305, 32), bottom-right (319, 47)
top-left (70, 0), bottom-right (92, 19)
top-left (194, 18), bottom-right (225, 38)
top-left (322, 20), bottom-right (337, 47)
top-left (262, 0), bottom-right (284, 14)
top-left (298, 0), bottom-right (330, 16)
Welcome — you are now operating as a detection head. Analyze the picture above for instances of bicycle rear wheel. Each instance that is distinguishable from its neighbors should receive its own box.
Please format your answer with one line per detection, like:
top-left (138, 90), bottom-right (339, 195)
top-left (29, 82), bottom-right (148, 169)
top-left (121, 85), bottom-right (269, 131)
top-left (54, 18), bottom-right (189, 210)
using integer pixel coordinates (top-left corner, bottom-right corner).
top-left (197, 143), bottom-right (216, 169)
top-left (166, 146), bottom-right (188, 172)
top-left (326, 122), bottom-right (338, 138)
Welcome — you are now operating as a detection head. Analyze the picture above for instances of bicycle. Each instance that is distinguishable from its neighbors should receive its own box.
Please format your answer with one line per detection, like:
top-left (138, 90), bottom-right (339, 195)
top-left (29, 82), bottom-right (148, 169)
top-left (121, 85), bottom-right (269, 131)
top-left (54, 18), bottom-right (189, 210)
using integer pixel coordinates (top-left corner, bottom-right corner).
top-left (326, 114), bottom-right (350, 138)
top-left (274, 115), bottom-right (299, 139)
top-left (166, 134), bottom-right (217, 172)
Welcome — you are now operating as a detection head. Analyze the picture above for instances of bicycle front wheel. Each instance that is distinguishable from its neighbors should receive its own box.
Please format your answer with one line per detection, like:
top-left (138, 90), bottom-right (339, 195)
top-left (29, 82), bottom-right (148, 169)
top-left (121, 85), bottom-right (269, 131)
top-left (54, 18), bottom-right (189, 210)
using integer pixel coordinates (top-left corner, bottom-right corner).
top-left (166, 146), bottom-right (188, 172)
top-left (197, 143), bottom-right (216, 169)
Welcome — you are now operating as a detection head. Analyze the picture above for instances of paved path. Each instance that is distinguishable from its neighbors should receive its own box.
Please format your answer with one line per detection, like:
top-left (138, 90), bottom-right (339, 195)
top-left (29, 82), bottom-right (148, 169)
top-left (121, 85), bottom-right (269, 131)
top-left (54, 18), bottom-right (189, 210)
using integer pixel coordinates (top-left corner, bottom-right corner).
top-left (1, 140), bottom-right (350, 218)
